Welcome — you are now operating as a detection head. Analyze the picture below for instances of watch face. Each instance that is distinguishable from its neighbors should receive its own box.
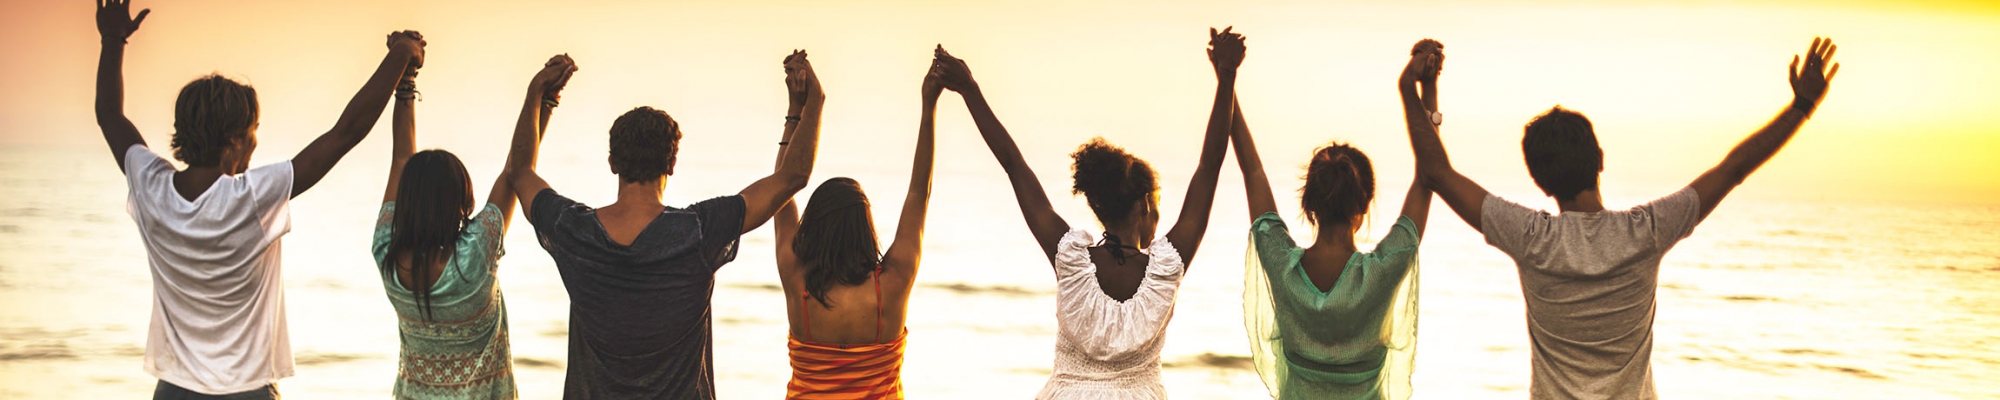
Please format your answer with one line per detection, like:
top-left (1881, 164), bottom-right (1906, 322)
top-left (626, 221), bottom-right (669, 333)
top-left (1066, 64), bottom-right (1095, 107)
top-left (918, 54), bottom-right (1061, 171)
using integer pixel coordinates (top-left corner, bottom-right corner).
top-left (1429, 111), bottom-right (1443, 126)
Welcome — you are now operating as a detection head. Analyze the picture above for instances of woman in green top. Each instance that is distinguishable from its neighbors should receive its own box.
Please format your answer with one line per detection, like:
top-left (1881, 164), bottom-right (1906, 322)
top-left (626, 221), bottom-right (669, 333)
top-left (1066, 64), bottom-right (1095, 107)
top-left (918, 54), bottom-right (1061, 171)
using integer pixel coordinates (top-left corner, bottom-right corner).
top-left (1227, 40), bottom-right (1442, 400)
top-left (370, 53), bottom-right (575, 399)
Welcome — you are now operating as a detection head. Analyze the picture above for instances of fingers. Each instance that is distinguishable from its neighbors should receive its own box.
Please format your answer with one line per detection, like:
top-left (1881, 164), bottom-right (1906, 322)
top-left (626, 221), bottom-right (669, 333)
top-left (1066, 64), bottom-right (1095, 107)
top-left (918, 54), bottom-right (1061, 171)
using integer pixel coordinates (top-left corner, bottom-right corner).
top-left (1789, 55), bottom-right (1800, 84)
top-left (1821, 43), bottom-right (1837, 66)
top-left (131, 8), bottom-right (149, 31)
top-left (1825, 63), bottom-right (1840, 83)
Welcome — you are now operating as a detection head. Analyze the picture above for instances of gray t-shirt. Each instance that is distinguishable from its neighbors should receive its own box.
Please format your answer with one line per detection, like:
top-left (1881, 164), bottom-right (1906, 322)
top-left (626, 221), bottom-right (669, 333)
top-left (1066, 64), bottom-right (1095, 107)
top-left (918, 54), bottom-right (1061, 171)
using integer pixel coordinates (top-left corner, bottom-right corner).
top-left (527, 189), bottom-right (746, 400)
top-left (1480, 187), bottom-right (1701, 400)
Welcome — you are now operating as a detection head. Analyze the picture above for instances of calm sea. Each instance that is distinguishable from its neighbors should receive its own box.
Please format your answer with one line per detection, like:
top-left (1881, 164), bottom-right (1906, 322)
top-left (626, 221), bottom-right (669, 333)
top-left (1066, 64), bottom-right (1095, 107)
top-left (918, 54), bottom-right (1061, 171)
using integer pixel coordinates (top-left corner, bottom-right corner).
top-left (1, 143), bottom-right (1995, 399)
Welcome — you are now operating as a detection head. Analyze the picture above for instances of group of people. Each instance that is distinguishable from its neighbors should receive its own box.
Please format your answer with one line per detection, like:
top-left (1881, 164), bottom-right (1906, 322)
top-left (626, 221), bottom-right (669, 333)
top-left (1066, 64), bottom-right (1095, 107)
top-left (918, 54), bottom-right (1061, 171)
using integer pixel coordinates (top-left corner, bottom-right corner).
top-left (92, 1), bottom-right (1840, 399)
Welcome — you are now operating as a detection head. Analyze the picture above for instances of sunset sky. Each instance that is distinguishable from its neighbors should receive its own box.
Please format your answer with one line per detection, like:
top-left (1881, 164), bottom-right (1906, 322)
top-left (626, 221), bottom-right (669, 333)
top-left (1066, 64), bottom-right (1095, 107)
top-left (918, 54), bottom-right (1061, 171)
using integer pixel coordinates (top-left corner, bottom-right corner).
top-left (3, 0), bottom-right (1997, 206)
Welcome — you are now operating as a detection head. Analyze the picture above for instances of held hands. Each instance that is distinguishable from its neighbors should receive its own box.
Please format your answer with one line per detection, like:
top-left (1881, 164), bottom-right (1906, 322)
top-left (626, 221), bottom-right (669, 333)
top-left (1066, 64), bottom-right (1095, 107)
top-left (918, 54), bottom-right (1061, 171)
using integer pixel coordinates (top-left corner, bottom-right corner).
top-left (933, 45), bottom-right (977, 93)
top-left (1207, 26), bottom-right (1246, 76)
top-left (921, 58), bottom-right (946, 103)
top-left (784, 50), bottom-right (825, 106)
top-left (96, 0), bottom-right (150, 44)
top-left (531, 54), bottom-right (578, 96)
top-left (1789, 37), bottom-right (1839, 114)
top-left (387, 30), bottom-right (427, 72)
top-left (1402, 39), bottom-right (1444, 84)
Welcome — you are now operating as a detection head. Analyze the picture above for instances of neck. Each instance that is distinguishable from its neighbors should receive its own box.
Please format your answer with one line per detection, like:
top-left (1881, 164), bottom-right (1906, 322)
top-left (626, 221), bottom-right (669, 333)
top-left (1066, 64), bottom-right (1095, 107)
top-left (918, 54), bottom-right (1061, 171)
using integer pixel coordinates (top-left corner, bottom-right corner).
top-left (612, 178), bottom-right (667, 208)
top-left (1309, 221), bottom-right (1360, 253)
top-left (1556, 190), bottom-right (1606, 213)
top-left (1100, 223), bottom-right (1145, 250)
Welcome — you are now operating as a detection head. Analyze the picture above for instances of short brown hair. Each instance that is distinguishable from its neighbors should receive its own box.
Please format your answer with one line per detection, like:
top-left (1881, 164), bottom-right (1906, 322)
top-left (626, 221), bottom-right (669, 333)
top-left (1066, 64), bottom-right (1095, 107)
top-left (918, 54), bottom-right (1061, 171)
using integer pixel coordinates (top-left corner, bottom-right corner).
top-left (608, 107), bottom-right (682, 183)
top-left (171, 74), bottom-right (259, 167)
top-left (1522, 107), bottom-right (1603, 200)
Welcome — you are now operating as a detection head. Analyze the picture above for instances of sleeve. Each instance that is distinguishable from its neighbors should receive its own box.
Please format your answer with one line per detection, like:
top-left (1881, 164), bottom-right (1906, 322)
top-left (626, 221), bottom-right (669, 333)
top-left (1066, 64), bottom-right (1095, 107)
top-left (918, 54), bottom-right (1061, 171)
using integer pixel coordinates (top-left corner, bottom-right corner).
top-left (1370, 215), bottom-right (1423, 263)
top-left (1249, 212), bottom-right (1300, 274)
top-left (690, 195), bottom-right (748, 270)
top-left (528, 188), bottom-right (575, 232)
top-left (245, 161), bottom-right (296, 238)
top-left (457, 203), bottom-right (508, 279)
top-left (123, 144), bottom-right (164, 217)
top-left (1642, 187), bottom-right (1703, 249)
top-left (372, 202), bottom-right (396, 267)
top-left (1480, 194), bottom-right (1545, 258)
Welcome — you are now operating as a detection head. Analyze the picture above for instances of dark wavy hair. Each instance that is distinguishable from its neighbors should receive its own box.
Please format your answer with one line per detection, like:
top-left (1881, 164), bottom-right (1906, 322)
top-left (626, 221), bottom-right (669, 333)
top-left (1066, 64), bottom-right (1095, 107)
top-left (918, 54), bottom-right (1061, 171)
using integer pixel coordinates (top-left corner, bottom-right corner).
top-left (792, 178), bottom-right (881, 308)
top-left (609, 107), bottom-right (682, 183)
top-left (171, 74), bottom-right (259, 167)
top-left (384, 150), bottom-right (475, 320)
top-left (1522, 107), bottom-right (1604, 200)
top-left (1070, 138), bottom-right (1158, 226)
top-left (1301, 142), bottom-right (1376, 226)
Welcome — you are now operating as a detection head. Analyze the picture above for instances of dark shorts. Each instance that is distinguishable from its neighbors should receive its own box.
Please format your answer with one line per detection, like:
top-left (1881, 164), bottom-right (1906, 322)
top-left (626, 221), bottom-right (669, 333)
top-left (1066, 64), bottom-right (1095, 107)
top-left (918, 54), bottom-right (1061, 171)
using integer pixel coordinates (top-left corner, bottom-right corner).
top-left (152, 381), bottom-right (279, 400)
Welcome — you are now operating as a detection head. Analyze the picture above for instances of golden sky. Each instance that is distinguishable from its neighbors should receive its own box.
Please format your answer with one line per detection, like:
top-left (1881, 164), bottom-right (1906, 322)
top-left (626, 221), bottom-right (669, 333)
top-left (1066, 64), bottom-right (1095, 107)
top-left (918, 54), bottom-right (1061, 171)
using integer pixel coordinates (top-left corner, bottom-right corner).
top-left (3, 0), bottom-right (1997, 205)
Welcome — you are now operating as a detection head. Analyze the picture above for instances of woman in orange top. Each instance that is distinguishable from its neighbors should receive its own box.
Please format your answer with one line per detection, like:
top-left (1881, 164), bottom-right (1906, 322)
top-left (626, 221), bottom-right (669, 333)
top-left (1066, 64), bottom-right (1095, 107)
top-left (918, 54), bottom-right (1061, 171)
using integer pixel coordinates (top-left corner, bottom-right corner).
top-left (768, 49), bottom-right (943, 399)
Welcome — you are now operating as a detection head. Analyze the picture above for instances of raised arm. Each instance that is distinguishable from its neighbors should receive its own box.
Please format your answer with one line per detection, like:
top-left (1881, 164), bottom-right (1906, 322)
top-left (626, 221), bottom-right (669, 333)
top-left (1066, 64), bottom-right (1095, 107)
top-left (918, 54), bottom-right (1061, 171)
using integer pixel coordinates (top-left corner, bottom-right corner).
top-left (772, 51), bottom-right (809, 273)
top-left (935, 46), bottom-right (1070, 263)
top-left (93, 0), bottom-right (151, 173)
top-left (739, 51), bottom-right (825, 234)
top-left (290, 31), bottom-right (425, 198)
top-left (1229, 99), bottom-right (1278, 220)
top-left (1400, 39), bottom-right (1489, 232)
top-left (883, 58), bottom-right (946, 278)
top-left (504, 55), bottom-right (576, 219)
top-left (1163, 27), bottom-right (1245, 265)
top-left (1688, 37), bottom-right (1838, 223)
top-left (381, 68), bottom-right (420, 203)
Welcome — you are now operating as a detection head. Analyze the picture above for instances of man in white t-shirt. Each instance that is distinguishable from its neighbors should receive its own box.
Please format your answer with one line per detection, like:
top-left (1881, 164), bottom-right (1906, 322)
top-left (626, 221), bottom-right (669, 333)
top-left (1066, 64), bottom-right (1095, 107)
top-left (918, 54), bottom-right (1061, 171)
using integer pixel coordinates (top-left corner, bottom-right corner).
top-left (1395, 38), bottom-right (1839, 399)
top-left (93, 1), bottom-right (425, 398)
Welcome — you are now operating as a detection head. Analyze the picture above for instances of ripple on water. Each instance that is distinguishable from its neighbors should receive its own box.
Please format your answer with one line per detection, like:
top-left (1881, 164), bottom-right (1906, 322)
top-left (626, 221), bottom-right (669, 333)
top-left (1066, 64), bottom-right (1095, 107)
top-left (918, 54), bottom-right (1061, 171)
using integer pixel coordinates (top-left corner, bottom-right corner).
top-left (513, 357), bottom-right (562, 369)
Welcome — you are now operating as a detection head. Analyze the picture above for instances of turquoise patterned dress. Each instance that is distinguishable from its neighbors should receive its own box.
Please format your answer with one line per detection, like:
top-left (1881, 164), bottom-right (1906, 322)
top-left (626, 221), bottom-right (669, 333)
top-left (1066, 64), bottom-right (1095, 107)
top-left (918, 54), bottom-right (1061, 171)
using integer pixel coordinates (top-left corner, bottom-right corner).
top-left (1243, 212), bottom-right (1421, 400)
top-left (372, 203), bottom-right (516, 399)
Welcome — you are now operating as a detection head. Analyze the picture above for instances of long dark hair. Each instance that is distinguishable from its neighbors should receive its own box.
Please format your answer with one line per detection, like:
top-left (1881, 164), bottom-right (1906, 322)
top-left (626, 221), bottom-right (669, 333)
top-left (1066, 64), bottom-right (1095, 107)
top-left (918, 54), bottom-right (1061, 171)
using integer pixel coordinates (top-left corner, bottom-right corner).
top-left (792, 177), bottom-right (881, 308)
top-left (1301, 142), bottom-right (1376, 226)
top-left (385, 150), bottom-right (475, 320)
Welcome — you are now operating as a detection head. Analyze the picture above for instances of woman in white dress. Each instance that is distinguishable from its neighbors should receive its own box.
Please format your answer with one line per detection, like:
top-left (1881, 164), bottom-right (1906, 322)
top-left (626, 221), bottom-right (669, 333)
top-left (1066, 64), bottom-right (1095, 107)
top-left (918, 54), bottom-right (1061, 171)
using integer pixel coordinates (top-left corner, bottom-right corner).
top-left (930, 27), bottom-right (1247, 399)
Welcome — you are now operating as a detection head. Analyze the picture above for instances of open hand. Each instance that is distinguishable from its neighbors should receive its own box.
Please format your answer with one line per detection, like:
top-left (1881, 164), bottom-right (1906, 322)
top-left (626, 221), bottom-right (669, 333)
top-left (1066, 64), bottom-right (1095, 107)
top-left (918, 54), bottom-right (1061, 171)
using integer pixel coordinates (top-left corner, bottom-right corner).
top-left (387, 30), bottom-right (426, 71)
top-left (533, 54), bottom-right (578, 95)
top-left (96, 0), bottom-right (150, 44)
top-left (934, 45), bottom-right (977, 93)
top-left (1789, 37), bottom-right (1839, 113)
top-left (1208, 26), bottom-right (1246, 75)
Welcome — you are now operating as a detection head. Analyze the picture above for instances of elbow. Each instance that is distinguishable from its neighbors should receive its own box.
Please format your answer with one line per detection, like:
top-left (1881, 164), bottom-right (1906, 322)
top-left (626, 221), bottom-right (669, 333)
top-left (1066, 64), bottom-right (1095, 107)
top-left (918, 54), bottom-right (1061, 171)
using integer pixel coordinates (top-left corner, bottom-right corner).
top-left (780, 171), bottom-right (811, 194)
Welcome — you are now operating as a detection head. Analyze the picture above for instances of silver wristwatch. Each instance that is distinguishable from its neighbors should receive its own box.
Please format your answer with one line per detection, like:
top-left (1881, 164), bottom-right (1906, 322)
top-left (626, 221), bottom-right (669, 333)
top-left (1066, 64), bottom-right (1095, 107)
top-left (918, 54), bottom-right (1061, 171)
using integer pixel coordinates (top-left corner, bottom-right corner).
top-left (1428, 110), bottom-right (1443, 126)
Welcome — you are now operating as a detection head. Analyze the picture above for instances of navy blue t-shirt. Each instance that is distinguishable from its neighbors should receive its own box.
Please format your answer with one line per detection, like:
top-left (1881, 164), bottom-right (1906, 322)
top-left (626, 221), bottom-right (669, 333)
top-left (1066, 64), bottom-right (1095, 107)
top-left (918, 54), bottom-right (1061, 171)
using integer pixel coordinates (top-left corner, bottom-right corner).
top-left (527, 189), bottom-right (745, 400)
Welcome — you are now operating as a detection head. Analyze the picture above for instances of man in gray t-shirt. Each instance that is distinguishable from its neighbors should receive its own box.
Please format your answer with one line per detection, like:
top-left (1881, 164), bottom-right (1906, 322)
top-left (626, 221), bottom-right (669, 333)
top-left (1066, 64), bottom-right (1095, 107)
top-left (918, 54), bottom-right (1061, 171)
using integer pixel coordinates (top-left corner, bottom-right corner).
top-left (1395, 38), bottom-right (1840, 398)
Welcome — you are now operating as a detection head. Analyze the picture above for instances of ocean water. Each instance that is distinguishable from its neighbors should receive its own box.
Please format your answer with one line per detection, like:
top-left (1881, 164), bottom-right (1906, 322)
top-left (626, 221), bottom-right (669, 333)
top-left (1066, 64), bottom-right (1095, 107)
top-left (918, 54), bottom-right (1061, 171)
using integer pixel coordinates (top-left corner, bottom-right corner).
top-left (0, 143), bottom-right (1996, 399)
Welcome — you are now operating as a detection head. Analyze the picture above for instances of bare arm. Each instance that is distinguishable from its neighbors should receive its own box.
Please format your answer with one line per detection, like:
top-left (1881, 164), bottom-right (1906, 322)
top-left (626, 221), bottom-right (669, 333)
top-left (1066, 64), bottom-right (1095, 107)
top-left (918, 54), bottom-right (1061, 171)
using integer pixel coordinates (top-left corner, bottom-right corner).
top-left (382, 87), bottom-right (416, 203)
top-left (772, 51), bottom-right (809, 276)
top-left (1400, 39), bottom-right (1488, 232)
top-left (884, 63), bottom-right (945, 279)
top-left (739, 51), bottom-right (824, 234)
top-left (1688, 38), bottom-right (1838, 223)
top-left (505, 55), bottom-right (575, 221)
top-left (93, 0), bottom-right (151, 173)
top-left (291, 31), bottom-right (424, 198)
top-left (1229, 99), bottom-right (1277, 220)
top-left (1163, 27), bottom-right (1245, 265)
top-left (935, 47), bottom-right (1070, 263)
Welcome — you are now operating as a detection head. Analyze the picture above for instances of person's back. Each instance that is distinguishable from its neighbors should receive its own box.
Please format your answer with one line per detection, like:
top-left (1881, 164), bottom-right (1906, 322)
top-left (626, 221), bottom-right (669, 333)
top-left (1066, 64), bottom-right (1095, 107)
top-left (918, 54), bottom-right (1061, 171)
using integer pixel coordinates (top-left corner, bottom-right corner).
top-left (502, 52), bottom-right (826, 399)
top-left (1480, 189), bottom-right (1700, 398)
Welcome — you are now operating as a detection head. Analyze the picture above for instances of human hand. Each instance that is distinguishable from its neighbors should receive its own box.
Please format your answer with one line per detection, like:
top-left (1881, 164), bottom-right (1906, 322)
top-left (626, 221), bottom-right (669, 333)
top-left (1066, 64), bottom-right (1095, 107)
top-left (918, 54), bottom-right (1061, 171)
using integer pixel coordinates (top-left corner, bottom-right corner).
top-left (1789, 37), bottom-right (1839, 113)
top-left (784, 50), bottom-right (824, 103)
top-left (1402, 39), bottom-right (1443, 84)
top-left (532, 54), bottom-right (578, 96)
top-left (1208, 26), bottom-right (1246, 76)
top-left (934, 45), bottom-right (977, 93)
top-left (922, 59), bottom-right (946, 102)
top-left (387, 30), bottom-right (426, 71)
top-left (96, 0), bottom-right (150, 44)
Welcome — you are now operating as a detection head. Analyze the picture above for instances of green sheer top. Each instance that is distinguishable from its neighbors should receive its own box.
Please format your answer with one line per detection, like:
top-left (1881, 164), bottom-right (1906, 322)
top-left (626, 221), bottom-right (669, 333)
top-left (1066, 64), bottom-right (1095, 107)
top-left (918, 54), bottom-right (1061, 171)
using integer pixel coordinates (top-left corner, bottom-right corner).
top-left (372, 202), bottom-right (516, 400)
top-left (1243, 212), bottom-right (1421, 400)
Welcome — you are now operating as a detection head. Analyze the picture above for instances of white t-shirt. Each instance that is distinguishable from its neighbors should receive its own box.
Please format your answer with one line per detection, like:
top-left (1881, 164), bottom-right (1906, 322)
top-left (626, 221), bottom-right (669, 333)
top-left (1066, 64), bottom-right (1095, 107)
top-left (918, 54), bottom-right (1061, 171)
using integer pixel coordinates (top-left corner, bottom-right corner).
top-left (1480, 187), bottom-right (1702, 400)
top-left (123, 144), bottom-right (295, 394)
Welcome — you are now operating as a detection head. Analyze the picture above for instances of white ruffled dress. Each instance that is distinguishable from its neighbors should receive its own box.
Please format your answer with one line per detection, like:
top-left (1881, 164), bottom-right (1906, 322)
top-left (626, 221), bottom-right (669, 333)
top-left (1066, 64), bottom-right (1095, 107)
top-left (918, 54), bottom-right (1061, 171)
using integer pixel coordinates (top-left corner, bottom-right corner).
top-left (1036, 230), bottom-right (1187, 400)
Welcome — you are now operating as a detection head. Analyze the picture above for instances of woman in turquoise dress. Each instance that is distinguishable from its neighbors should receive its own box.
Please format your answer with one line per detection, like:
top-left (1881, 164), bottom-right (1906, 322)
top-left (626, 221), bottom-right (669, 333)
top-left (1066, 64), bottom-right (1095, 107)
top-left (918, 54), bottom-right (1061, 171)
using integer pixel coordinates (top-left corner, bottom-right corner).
top-left (1226, 40), bottom-right (1443, 400)
top-left (369, 54), bottom-right (576, 399)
